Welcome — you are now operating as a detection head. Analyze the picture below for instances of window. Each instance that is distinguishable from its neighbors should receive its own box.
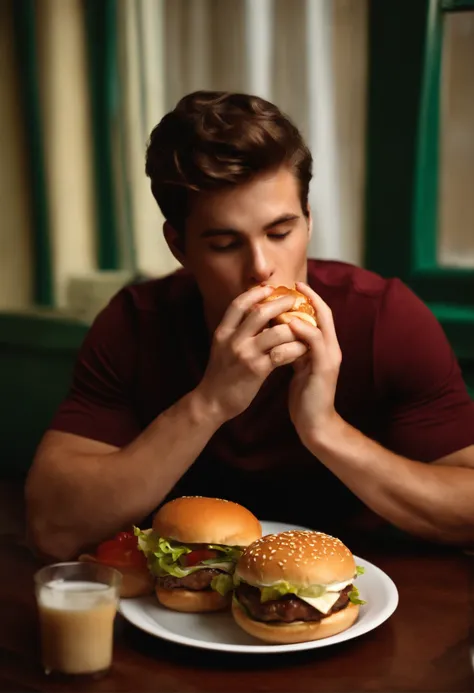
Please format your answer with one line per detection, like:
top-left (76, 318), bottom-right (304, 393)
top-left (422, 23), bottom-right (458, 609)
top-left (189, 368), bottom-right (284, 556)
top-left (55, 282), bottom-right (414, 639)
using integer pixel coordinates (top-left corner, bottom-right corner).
top-left (365, 0), bottom-right (474, 394)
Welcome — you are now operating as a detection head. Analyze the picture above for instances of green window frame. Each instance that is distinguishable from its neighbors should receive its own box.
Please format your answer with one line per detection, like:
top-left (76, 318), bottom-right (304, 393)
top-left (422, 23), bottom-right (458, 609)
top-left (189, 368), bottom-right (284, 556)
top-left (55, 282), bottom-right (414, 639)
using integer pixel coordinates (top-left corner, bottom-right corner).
top-left (365, 0), bottom-right (474, 394)
top-left (11, 0), bottom-right (125, 307)
top-left (84, 0), bottom-right (121, 272)
top-left (12, 0), bottom-right (53, 306)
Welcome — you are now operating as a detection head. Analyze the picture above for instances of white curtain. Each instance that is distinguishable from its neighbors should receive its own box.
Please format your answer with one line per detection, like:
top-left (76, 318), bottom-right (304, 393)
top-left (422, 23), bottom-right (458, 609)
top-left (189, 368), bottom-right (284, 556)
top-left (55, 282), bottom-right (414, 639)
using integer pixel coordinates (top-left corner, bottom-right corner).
top-left (116, 0), bottom-right (178, 277)
top-left (37, 0), bottom-right (97, 306)
top-left (438, 12), bottom-right (474, 269)
top-left (117, 0), bottom-right (368, 277)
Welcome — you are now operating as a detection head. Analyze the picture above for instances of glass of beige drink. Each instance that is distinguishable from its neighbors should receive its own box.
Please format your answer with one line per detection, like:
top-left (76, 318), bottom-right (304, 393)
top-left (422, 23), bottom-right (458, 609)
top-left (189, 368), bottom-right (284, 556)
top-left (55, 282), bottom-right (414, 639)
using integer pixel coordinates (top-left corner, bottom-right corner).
top-left (34, 561), bottom-right (122, 676)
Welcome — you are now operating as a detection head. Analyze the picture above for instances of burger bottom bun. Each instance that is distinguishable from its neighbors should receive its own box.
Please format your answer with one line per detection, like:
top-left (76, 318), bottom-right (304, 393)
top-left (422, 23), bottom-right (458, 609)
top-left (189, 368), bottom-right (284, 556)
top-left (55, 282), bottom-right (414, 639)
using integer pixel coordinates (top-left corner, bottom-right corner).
top-left (119, 569), bottom-right (155, 598)
top-left (156, 586), bottom-right (231, 613)
top-left (78, 554), bottom-right (154, 598)
top-left (232, 600), bottom-right (359, 644)
top-left (274, 311), bottom-right (317, 327)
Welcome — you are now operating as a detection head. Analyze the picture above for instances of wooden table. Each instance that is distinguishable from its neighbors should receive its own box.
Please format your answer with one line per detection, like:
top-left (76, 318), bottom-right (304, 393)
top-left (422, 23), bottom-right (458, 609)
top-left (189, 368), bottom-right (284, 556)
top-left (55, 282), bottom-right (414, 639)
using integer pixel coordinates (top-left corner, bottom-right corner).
top-left (0, 533), bottom-right (473, 692)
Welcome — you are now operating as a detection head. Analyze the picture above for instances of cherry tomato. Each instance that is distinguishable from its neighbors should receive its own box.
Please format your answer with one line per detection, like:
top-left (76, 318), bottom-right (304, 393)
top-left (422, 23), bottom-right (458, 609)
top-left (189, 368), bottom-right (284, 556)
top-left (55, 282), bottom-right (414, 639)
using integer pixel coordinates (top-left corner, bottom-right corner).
top-left (181, 549), bottom-right (219, 567)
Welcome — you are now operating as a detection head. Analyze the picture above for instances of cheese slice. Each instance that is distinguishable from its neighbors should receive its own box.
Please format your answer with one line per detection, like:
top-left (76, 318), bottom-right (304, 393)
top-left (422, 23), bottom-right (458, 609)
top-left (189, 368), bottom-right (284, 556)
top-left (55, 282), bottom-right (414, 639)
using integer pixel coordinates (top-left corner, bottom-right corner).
top-left (325, 578), bottom-right (353, 592)
top-left (298, 591), bottom-right (341, 614)
top-left (258, 577), bottom-right (354, 592)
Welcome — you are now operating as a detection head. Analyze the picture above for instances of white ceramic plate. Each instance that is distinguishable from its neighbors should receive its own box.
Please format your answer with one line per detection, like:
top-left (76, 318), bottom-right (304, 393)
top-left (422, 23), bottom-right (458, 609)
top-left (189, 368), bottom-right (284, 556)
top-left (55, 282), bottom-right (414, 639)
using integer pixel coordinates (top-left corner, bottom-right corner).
top-left (118, 521), bottom-right (399, 654)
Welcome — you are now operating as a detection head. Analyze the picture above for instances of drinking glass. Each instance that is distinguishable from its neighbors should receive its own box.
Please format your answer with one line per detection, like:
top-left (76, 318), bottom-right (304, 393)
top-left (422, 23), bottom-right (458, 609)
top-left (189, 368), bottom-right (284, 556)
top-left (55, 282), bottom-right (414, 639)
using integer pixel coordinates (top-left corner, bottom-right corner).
top-left (34, 561), bottom-right (122, 676)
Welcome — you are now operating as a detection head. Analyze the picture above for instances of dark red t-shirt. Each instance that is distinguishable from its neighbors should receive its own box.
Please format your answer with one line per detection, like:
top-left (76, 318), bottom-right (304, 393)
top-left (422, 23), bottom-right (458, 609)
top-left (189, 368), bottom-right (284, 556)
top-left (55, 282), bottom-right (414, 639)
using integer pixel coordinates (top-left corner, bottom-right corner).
top-left (49, 260), bottom-right (474, 532)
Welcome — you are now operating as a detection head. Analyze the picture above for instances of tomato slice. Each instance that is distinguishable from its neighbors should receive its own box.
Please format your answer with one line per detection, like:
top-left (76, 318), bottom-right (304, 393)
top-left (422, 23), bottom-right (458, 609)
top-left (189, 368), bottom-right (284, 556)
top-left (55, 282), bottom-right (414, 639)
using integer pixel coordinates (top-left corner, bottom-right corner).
top-left (181, 549), bottom-right (219, 567)
top-left (96, 538), bottom-right (147, 570)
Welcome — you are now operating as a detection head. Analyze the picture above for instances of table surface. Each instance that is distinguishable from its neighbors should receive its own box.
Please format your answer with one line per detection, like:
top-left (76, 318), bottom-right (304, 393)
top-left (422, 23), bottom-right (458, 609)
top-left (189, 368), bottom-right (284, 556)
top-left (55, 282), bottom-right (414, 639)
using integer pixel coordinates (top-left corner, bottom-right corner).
top-left (1, 532), bottom-right (473, 693)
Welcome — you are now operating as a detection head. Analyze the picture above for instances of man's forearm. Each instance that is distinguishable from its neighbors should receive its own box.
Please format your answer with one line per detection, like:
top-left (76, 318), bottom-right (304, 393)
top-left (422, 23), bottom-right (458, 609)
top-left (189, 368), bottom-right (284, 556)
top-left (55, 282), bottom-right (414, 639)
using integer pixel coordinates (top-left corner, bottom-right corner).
top-left (27, 389), bottom-right (224, 559)
top-left (307, 415), bottom-right (474, 545)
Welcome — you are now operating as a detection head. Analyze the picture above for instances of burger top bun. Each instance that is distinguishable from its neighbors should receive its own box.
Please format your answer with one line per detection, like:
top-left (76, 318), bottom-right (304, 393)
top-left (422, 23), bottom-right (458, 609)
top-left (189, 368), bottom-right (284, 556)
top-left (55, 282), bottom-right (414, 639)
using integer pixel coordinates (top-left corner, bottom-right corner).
top-left (261, 286), bottom-right (317, 327)
top-left (152, 496), bottom-right (262, 547)
top-left (235, 530), bottom-right (356, 588)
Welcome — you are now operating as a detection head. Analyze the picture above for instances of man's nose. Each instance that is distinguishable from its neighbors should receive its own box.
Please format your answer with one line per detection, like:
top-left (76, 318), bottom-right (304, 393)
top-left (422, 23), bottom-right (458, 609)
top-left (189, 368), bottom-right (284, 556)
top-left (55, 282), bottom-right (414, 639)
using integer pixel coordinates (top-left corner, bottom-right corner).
top-left (247, 244), bottom-right (275, 285)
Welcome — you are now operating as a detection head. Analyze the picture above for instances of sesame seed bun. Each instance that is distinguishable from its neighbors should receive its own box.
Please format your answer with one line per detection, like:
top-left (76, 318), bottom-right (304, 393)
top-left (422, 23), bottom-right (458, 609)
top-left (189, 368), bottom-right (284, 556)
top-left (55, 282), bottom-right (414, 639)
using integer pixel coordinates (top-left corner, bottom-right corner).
top-left (232, 531), bottom-right (359, 644)
top-left (232, 598), bottom-right (359, 644)
top-left (152, 496), bottom-right (262, 547)
top-left (261, 286), bottom-right (317, 327)
top-left (235, 530), bottom-right (356, 588)
top-left (156, 586), bottom-right (230, 613)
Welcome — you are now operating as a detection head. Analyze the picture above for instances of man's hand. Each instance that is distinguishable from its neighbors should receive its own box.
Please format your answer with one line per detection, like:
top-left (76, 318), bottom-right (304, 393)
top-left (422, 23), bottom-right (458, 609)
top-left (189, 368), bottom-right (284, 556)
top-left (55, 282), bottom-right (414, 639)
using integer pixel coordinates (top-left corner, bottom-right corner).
top-left (286, 282), bottom-right (342, 447)
top-left (196, 285), bottom-right (307, 422)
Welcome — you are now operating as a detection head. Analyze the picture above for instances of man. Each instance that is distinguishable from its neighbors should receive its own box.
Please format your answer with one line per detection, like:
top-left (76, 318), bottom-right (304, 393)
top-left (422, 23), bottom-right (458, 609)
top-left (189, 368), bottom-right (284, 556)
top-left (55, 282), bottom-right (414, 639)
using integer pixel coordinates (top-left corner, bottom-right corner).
top-left (26, 91), bottom-right (474, 560)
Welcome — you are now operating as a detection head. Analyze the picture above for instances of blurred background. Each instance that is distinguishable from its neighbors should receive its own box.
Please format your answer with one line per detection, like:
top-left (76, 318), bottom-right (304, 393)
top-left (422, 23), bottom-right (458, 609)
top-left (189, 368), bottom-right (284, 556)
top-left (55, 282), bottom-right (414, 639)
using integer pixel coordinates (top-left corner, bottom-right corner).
top-left (0, 0), bottom-right (473, 482)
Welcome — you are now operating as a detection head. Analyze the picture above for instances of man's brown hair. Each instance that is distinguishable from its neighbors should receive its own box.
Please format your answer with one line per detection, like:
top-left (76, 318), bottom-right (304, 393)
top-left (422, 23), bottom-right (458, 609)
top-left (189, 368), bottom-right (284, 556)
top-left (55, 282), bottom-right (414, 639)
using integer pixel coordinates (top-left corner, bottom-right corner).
top-left (145, 91), bottom-right (313, 235)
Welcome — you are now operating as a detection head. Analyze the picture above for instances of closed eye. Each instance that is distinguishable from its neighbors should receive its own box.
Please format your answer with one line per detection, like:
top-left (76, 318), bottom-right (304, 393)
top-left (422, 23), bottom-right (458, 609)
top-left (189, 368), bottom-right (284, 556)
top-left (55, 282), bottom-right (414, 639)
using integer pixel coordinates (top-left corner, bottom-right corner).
top-left (209, 241), bottom-right (241, 252)
top-left (269, 231), bottom-right (291, 241)
top-left (209, 230), bottom-right (292, 252)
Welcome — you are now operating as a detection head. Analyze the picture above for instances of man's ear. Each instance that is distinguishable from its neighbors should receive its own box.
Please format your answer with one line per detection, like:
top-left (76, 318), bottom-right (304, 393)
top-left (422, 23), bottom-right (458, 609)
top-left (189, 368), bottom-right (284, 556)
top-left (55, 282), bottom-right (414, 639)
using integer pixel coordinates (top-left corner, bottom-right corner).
top-left (163, 221), bottom-right (186, 267)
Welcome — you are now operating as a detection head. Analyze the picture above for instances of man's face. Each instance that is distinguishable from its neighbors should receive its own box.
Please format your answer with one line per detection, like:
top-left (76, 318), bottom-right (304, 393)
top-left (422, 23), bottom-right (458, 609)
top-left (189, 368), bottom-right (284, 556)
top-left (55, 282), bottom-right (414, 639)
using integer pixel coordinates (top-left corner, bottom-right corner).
top-left (176, 167), bottom-right (311, 329)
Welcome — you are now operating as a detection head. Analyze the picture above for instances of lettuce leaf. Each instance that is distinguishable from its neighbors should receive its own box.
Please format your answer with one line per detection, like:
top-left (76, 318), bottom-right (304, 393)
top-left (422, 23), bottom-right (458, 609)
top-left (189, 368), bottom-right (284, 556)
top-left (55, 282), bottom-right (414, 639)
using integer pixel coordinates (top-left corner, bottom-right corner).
top-left (146, 555), bottom-right (192, 578)
top-left (348, 586), bottom-right (366, 605)
top-left (134, 528), bottom-right (190, 560)
top-left (133, 527), bottom-right (240, 579)
top-left (260, 581), bottom-right (326, 603)
top-left (356, 565), bottom-right (365, 576)
top-left (158, 538), bottom-right (191, 562)
top-left (201, 561), bottom-right (235, 573)
top-left (206, 545), bottom-right (243, 562)
top-left (134, 528), bottom-right (193, 577)
top-left (237, 575), bottom-right (366, 605)
top-left (210, 573), bottom-right (234, 596)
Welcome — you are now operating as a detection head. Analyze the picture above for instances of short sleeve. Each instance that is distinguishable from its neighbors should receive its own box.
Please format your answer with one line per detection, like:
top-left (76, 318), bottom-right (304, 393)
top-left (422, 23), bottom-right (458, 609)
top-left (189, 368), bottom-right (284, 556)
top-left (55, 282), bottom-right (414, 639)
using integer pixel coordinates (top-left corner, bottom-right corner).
top-left (374, 279), bottom-right (474, 462)
top-left (49, 289), bottom-right (141, 448)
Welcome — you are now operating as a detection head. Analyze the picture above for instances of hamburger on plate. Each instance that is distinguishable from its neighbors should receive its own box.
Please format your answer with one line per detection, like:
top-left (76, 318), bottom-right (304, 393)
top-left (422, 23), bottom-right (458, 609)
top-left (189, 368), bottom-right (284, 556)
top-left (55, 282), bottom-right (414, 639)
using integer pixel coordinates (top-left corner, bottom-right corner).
top-left (78, 529), bottom-right (154, 598)
top-left (134, 496), bottom-right (262, 613)
top-left (260, 285), bottom-right (317, 327)
top-left (231, 530), bottom-right (365, 644)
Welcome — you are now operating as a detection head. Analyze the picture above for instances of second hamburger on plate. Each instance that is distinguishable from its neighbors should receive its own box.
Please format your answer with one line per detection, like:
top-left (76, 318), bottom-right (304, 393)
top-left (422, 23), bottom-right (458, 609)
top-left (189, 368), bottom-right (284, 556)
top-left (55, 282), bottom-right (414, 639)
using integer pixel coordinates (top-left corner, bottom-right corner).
top-left (230, 530), bottom-right (365, 644)
top-left (134, 496), bottom-right (262, 613)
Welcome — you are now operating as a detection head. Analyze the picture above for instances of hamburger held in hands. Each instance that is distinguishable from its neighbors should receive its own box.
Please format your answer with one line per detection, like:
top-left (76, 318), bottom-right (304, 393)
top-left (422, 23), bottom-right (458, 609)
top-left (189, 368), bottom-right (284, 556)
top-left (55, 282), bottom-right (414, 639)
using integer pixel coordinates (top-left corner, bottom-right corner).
top-left (135, 496), bottom-right (262, 613)
top-left (231, 530), bottom-right (365, 644)
top-left (260, 285), bottom-right (317, 327)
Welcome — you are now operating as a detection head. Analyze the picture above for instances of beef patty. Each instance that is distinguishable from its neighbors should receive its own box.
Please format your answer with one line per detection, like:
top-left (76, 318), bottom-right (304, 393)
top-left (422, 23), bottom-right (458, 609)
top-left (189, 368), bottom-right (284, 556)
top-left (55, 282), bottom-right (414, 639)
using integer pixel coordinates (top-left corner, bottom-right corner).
top-left (157, 569), bottom-right (224, 591)
top-left (235, 583), bottom-right (352, 622)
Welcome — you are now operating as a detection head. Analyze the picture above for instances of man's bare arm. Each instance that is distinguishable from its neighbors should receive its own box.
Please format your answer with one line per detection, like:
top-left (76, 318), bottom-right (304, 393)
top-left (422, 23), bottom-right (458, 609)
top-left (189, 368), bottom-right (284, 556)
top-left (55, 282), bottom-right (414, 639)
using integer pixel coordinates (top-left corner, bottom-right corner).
top-left (288, 282), bottom-right (474, 546)
top-left (308, 417), bottom-right (474, 546)
top-left (25, 389), bottom-right (223, 561)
